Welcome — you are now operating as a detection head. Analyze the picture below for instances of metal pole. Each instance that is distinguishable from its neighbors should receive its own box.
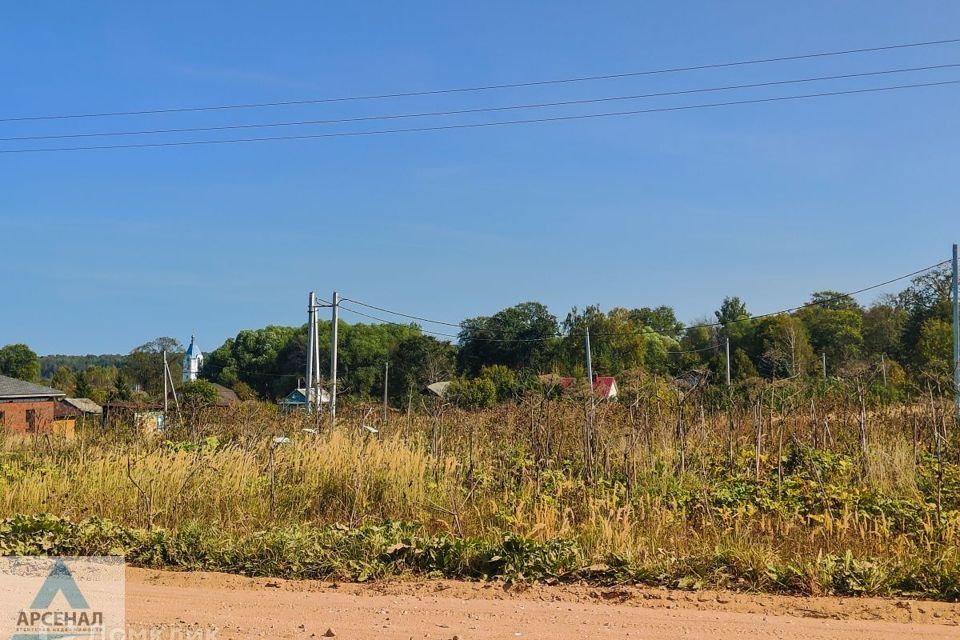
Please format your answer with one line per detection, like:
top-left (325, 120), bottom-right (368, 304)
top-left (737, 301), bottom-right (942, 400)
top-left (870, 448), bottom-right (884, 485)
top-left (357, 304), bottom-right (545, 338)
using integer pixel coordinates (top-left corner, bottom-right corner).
top-left (383, 361), bottom-right (389, 423)
top-left (725, 338), bottom-right (731, 386)
top-left (306, 292), bottom-right (315, 413)
top-left (330, 291), bottom-right (339, 425)
top-left (953, 243), bottom-right (959, 418)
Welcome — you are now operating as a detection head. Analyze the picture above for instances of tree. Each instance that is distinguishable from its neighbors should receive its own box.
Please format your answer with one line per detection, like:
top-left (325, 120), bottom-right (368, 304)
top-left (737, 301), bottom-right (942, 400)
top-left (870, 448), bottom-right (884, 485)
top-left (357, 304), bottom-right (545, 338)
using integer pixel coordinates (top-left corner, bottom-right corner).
top-left (755, 314), bottom-right (814, 379)
top-left (389, 334), bottom-right (456, 403)
top-left (0, 344), bottom-right (40, 381)
top-left (50, 366), bottom-right (76, 394)
top-left (124, 337), bottom-right (184, 398)
top-left (798, 292), bottom-right (863, 371)
top-left (863, 300), bottom-right (907, 358)
top-left (447, 377), bottom-right (496, 410)
top-left (74, 369), bottom-right (93, 399)
top-left (112, 370), bottom-right (133, 401)
top-left (917, 318), bottom-right (952, 377)
top-left (457, 302), bottom-right (558, 375)
top-left (628, 306), bottom-right (683, 341)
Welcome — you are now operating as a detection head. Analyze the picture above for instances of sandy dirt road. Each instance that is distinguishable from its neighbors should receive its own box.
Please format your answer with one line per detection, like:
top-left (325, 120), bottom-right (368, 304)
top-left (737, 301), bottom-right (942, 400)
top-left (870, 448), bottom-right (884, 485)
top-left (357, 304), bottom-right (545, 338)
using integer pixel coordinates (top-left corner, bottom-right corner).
top-left (126, 568), bottom-right (960, 640)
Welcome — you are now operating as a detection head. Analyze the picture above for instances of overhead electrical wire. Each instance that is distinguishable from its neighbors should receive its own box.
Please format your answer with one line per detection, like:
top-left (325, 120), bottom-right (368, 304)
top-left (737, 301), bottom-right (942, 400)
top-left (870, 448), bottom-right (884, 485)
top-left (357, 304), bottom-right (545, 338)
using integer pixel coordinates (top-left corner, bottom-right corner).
top-left (2, 36), bottom-right (957, 123)
top-left (2, 79), bottom-right (958, 154)
top-left (2, 63), bottom-right (957, 143)
top-left (337, 259), bottom-right (949, 345)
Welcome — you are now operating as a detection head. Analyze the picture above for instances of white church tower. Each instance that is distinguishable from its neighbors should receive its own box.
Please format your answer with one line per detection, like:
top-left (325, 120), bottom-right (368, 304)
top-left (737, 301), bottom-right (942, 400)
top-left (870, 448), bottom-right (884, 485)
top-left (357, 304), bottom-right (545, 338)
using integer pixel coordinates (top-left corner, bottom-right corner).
top-left (183, 335), bottom-right (203, 382)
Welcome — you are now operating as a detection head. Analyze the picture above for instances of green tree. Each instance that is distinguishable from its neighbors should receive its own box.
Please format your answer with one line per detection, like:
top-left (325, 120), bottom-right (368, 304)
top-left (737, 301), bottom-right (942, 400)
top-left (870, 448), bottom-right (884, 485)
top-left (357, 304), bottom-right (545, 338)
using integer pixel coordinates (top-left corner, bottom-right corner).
top-left (50, 366), bottom-right (76, 394)
top-left (917, 318), bottom-right (952, 376)
top-left (74, 369), bottom-right (93, 399)
top-left (389, 334), bottom-right (456, 404)
top-left (457, 302), bottom-right (558, 375)
top-left (862, 300), bottom-right (907, 358)
top-left (797, 292), bottom-right (863, 371)
top-left (755, 314), bottom-right (814, 379)
top-left (479, 364), bottom-right (518, 402)
top-left (0, 344), bottom-right (40, 381)
top-left (447, 376), bottom-right (496, 410)
top-left (124, 337), bottom-right (184, 398)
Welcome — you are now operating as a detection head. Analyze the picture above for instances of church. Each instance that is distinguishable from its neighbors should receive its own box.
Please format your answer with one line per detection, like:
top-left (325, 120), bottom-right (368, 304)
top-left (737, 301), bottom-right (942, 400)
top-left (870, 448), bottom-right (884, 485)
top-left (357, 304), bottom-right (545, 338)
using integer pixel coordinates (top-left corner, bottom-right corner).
top-left (182, 335), bottom-right (203, 382)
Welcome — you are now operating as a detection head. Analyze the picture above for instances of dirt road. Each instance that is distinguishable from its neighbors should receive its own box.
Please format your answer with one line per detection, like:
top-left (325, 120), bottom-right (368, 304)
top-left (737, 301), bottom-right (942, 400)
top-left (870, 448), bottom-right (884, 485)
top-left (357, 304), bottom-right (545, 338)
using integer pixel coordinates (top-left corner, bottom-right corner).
top-left (126, 568), bottom-right (960, 640)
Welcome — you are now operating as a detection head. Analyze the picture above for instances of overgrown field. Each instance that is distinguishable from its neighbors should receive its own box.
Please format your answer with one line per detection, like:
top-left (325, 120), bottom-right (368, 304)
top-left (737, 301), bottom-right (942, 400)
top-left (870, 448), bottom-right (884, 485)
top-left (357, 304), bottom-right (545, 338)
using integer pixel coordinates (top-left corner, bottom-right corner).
top-left (2, 379), bottom-right (960, 599)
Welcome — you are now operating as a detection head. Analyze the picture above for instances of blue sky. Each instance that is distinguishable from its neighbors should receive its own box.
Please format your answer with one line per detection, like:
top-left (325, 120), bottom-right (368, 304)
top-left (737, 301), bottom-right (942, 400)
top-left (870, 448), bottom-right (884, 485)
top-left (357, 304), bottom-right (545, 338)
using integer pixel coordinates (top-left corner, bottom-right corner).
top-left (2, 2), bottom-right (958, 355)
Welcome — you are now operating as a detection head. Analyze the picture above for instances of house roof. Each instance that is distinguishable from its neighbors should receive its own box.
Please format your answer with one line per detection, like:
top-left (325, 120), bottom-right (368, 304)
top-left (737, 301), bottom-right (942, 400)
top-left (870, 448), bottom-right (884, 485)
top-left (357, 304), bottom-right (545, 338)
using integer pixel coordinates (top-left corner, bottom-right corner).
top-left (211, 383), bottom-right (239, 407)
top-left (424, 381), bottom-right (451, 397)
top-left (63, 397), bottom-right (103, 414)
top-left (556, 376), bottom-right (618, 398)
top-left (0, 375), bottom-right (66, 400)
top-left (280, 387), bottom-right (330, 405)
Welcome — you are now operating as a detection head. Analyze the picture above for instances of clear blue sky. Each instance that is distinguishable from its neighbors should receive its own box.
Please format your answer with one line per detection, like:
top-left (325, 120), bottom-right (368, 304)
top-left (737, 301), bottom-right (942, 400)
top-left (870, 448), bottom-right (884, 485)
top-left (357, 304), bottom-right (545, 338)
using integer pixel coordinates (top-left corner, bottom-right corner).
top-left (2, 2), bottom-right (958, 355)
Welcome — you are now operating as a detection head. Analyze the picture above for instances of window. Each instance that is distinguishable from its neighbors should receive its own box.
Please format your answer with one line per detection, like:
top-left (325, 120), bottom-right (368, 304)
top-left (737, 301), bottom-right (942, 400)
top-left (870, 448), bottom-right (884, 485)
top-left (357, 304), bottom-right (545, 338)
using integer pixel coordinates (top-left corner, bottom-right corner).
top-left (25, 409), bottom-right (37, 432)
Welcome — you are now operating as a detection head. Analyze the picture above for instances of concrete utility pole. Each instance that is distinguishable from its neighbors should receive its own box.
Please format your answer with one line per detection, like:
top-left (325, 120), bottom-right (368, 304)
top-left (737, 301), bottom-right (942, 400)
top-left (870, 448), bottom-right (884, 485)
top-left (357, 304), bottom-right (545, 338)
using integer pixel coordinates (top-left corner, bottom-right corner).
top-left (330, 291), bottom-right (340, 425)
top-left (306, 292), bottom-right (316, 413)
top-left (162, 350), bottom-right (168, 416)
top-left (383, 361), bottom-right (389, 423)
top-left (584, 326), bottom-right (594, 385)
top-left (953, 244), bottom-right (959, 418)
top-left (880, 353), bottom-right (888, 387)
top-left (821, 353), bottom-right (827, 380)
top-left (725, 338), bottom-right (731, 386)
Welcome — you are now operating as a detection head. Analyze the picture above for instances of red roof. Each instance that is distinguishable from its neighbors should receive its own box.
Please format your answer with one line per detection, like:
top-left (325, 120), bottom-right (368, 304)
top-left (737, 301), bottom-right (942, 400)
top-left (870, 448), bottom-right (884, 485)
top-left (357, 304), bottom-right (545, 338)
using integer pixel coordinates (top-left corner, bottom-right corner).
top-left (557, 376), bottom-right (617, 398)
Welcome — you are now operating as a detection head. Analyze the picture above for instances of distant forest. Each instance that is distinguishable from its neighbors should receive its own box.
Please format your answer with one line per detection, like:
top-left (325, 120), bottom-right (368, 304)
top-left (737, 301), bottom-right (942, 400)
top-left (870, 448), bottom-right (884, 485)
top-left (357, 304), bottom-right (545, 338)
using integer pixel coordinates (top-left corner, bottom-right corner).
top-left (39, 354), bottom-right (126, 378)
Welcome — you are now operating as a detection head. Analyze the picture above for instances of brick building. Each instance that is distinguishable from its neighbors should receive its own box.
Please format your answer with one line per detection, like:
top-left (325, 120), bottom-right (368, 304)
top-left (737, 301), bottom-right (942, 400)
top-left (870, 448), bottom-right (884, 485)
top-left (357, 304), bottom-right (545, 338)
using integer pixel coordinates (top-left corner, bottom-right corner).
top-left (0, 375), bottom-right (66, 434)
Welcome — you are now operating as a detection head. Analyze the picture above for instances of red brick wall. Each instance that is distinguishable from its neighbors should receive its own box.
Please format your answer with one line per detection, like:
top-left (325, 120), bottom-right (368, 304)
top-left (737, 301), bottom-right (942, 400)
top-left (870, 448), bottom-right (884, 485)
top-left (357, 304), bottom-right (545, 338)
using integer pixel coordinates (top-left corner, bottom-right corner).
top-left (0, 400), bottom-right (56, 434)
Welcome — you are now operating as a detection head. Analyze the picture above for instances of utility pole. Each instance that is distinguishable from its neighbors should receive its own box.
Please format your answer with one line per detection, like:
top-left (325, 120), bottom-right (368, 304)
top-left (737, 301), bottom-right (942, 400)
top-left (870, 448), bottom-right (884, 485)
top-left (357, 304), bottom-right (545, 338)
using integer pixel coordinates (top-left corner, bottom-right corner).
top-left (330, 291), bottom-right (340, 425)
top-left (306, 292), bottom-right (316, 413)
top-left (953, 243), bottom-right (959, 418)
top-left (383, 361), bottom-right (389, 423)
top-left (821, 353), bottom-right (827, 380)
top-left (725, 338), bottom-right (731, 386)
top-left (584, 326), bottom-right (594, 386)
top-left (162, 349), bottom-right (168, 417)
top-left (880, 353), bottom-right (888, 387)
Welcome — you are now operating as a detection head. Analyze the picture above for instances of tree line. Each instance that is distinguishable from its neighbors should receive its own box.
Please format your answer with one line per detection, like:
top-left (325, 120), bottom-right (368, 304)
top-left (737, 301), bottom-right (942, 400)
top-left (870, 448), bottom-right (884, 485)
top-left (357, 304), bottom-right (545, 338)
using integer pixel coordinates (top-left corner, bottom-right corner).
top-left (1, 265), bottom-right (953, 406)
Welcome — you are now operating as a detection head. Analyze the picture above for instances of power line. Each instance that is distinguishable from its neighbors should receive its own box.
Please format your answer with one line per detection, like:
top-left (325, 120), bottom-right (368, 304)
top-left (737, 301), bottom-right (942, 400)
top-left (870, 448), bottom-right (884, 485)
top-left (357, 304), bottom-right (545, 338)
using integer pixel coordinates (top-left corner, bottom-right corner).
top-left (339, 259), bottom-right (948, 344)
top-left (4, 63), bottom-right (957, 143)
top-left (3, 79), bottom-right (958, 154)
top-left (3, 36), bottom-right (958, 123)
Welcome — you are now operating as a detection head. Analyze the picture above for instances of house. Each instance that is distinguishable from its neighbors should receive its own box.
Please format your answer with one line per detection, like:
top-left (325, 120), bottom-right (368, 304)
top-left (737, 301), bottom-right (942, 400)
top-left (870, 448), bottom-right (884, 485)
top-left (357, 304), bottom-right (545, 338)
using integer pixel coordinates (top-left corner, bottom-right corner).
top-left (211, 383), bottom-right (240, 407)
top-left (102, 401), bottom-right (165, 434)
top-left (52, 398), bottom-right (103, 438)
top-left (554, 375), bottom-right (619, 400)
top-left (279, 387), bottom-right (330, 413)
top-left (61, 397), bottom-right (103, 417)
top-left (0, 375), bottom-right (66, 434)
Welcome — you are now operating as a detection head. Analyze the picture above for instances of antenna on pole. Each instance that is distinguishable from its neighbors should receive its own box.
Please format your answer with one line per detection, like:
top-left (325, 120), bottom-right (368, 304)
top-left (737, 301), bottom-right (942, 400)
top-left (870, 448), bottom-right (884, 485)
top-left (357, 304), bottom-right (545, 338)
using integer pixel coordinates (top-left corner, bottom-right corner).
top-left (330, 291), bottom-right (340, 425)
